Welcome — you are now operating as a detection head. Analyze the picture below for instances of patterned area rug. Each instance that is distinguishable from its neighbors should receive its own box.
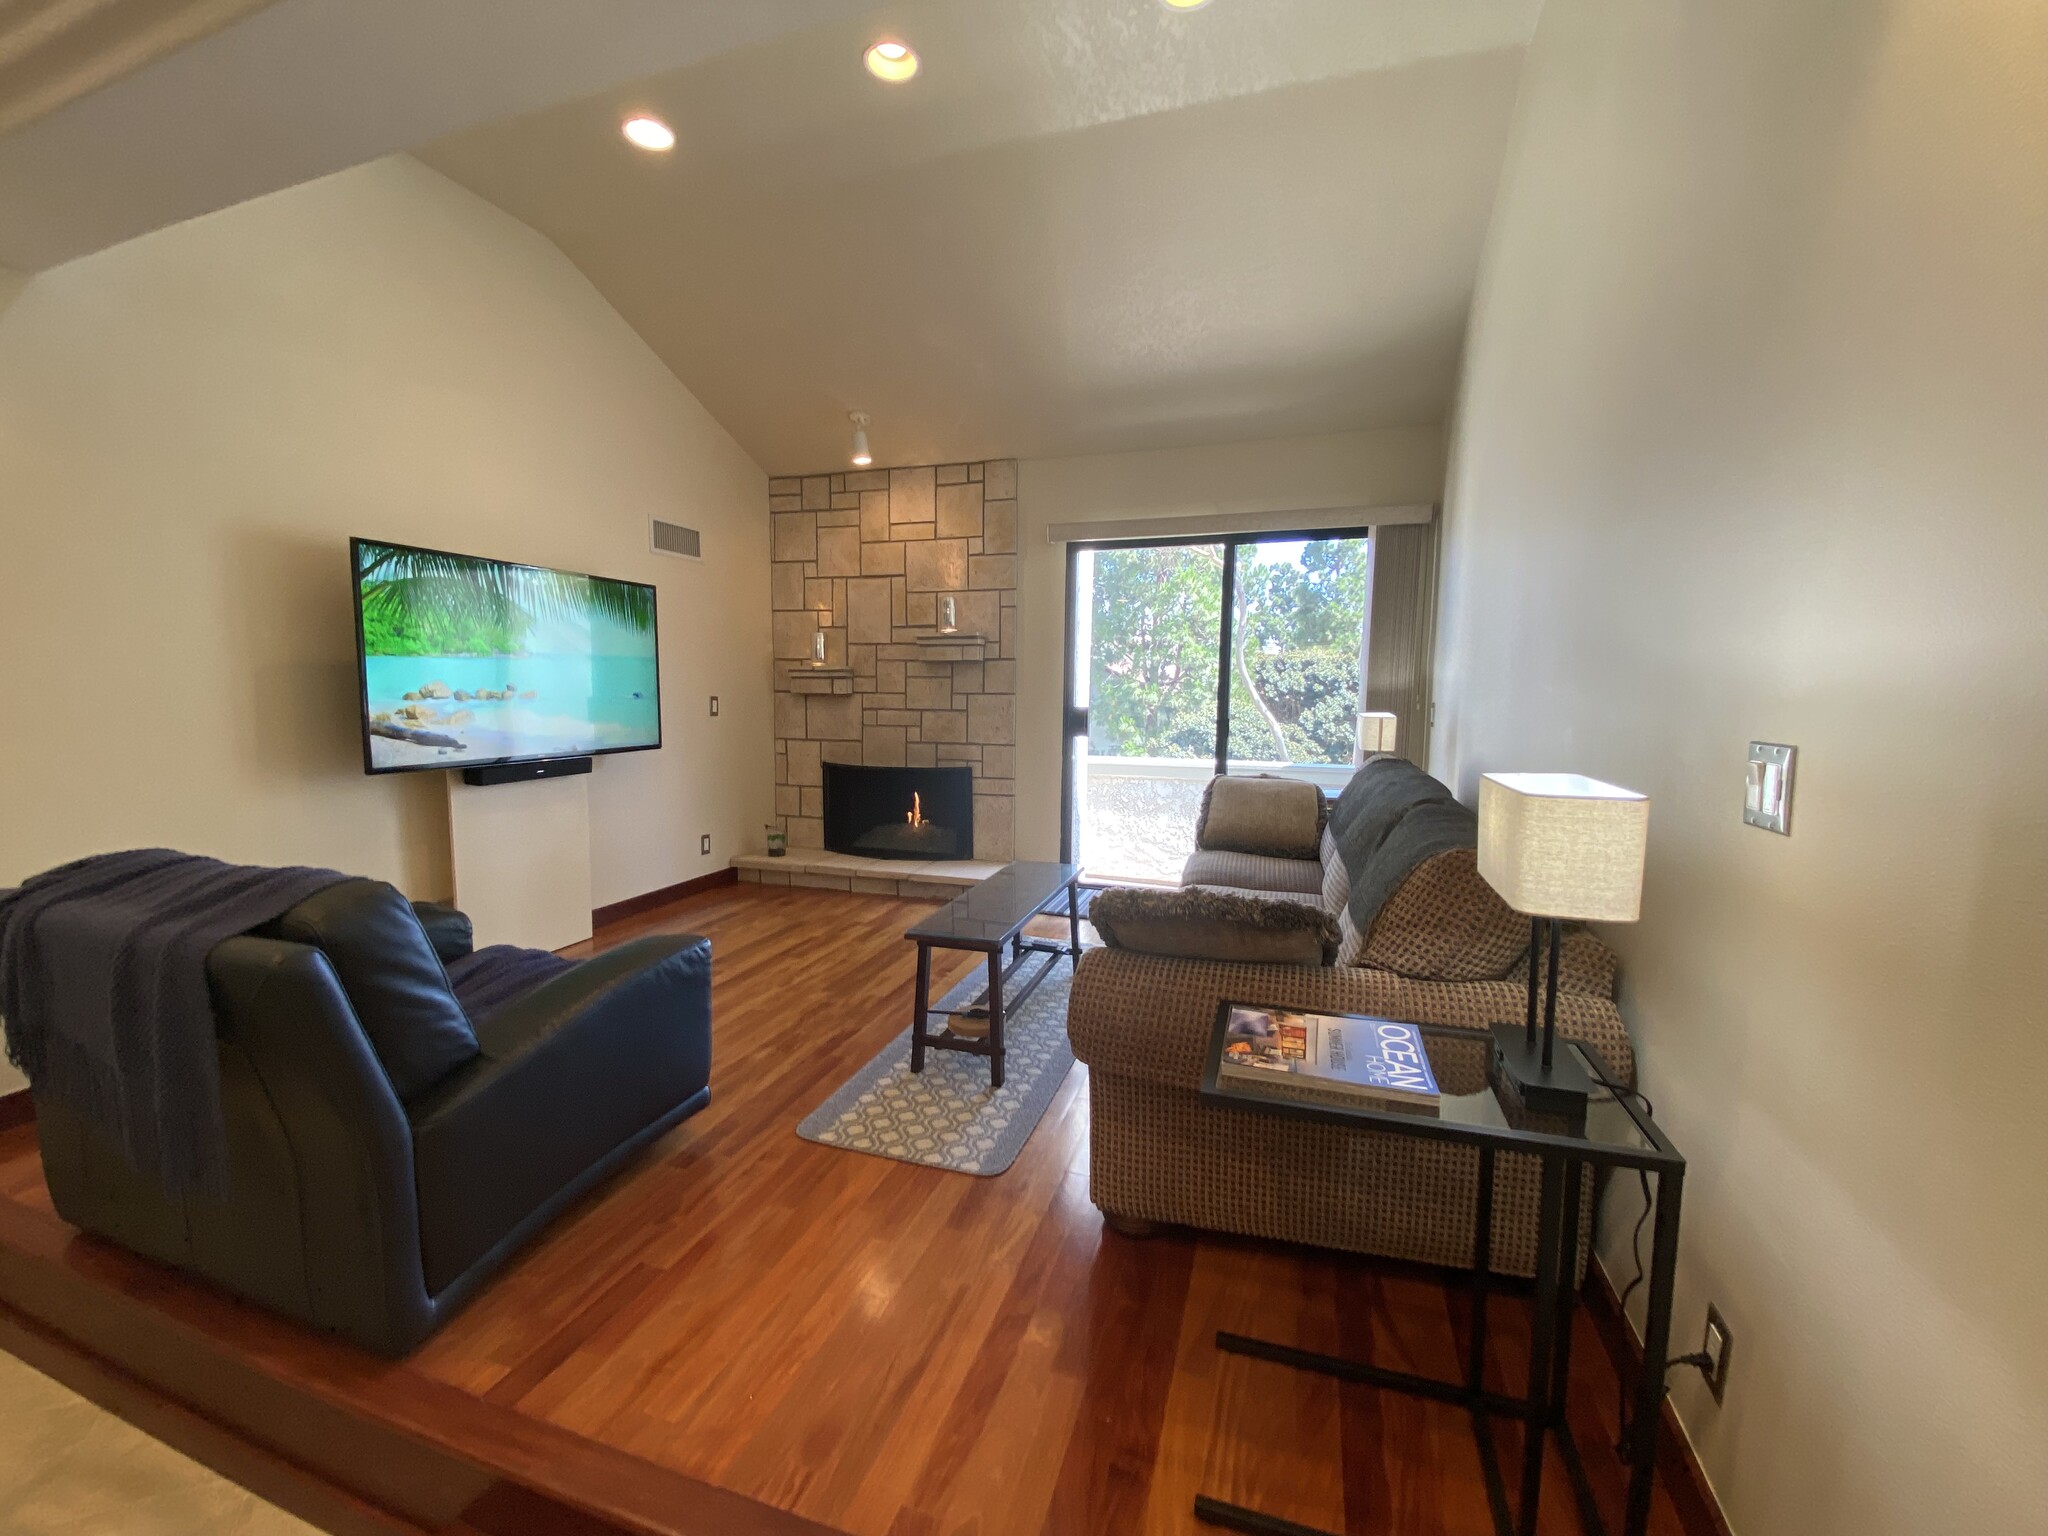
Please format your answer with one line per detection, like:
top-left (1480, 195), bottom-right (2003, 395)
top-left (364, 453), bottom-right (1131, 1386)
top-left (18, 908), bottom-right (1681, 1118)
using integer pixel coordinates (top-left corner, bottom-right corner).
top-left (796, 955), bottom-right (1076, 1176)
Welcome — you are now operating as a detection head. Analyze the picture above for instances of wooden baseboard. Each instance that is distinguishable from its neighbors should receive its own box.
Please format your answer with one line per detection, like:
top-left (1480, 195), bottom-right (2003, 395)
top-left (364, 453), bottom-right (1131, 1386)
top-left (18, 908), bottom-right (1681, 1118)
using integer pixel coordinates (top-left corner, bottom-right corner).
top-left (1584, 1260), bottom-right (1733, 1536)
top-left (0, 1089), bottom-right (32, 1134)
top-left (592, 867), bottom-right (738, 930)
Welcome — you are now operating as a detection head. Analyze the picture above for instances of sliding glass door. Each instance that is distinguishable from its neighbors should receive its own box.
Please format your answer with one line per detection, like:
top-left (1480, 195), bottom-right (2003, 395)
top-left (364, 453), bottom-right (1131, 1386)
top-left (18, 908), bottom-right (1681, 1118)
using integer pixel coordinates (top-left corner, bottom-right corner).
top-left (1067, 542), bottom-right (1225, 881)
top-left (1062, 529), bottom-right (1372, 881)
top-left (1226, 536), bottom-right (1374, 776)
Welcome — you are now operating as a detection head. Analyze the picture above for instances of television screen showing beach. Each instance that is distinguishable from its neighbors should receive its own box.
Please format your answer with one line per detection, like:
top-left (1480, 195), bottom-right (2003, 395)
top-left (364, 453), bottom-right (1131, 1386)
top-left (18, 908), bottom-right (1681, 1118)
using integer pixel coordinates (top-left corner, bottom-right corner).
top-left (354, 539), bottom-right (660, 772)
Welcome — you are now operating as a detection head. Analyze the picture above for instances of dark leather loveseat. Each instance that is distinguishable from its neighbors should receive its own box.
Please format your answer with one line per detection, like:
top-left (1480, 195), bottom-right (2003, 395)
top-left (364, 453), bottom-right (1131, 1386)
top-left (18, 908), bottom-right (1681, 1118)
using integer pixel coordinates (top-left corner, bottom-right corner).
top-left (33, 879), bottom-right (711, 1355)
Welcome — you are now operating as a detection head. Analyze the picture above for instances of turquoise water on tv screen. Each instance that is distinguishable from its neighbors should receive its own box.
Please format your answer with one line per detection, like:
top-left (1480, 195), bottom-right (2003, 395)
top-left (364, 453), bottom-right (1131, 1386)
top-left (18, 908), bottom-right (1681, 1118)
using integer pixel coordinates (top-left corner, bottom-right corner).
top-left (356, 541), bottom-right (659, 770)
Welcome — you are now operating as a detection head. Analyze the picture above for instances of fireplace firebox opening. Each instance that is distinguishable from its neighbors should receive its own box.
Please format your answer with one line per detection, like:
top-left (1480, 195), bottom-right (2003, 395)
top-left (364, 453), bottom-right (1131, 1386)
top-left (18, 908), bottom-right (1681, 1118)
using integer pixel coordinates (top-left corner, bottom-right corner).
top-left (823, 762), bottom-right (975, 861)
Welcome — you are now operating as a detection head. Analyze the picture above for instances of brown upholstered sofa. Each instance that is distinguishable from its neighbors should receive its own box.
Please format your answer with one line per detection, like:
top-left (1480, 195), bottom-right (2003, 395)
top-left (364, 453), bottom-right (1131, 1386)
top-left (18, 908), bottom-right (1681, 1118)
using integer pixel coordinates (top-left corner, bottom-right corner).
top-left (1066, 757), bottom-right (1634, 1278)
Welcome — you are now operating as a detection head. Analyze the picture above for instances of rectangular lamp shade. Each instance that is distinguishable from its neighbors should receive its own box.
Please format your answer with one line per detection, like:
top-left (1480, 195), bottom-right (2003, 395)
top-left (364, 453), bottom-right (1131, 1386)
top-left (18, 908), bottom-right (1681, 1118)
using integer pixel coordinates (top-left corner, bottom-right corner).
top-left (1358, 712), bottom-right (1399, 755)
top-left (1478, 772), bottom-right (1648, 922)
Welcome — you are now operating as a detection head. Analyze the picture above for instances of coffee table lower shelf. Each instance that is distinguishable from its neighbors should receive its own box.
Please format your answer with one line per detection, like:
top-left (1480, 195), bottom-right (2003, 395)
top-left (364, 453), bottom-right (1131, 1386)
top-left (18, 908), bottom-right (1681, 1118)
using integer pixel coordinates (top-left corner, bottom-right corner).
top-left (905, 862), bottom-right (1082, 1090)
top-left (911, 935), bottom-right (1072, 1089)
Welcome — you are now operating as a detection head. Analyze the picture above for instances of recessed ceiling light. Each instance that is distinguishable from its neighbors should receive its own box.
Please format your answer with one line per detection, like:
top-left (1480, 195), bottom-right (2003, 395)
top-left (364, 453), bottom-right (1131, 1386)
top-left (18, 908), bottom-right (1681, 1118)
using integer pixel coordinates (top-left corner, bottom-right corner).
top-left (620, 115), bottom-right (675, 152)
top-left (863, 40), bottom-right (919, 82)
top-left (1158, 0), bottom-right (1215, 10)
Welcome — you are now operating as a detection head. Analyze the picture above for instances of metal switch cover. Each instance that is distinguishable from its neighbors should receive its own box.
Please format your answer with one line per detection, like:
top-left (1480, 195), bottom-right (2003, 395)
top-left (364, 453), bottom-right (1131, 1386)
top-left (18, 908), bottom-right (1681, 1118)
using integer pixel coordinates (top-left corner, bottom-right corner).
top-left (1745, 742), bottom-right (1795, 834)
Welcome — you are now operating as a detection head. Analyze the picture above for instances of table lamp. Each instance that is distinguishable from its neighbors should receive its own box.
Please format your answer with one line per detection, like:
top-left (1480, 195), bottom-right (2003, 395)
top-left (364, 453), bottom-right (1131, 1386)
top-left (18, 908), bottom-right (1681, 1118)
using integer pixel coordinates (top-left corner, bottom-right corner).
top-left (1478, 773), bottom-right (1648, 1114)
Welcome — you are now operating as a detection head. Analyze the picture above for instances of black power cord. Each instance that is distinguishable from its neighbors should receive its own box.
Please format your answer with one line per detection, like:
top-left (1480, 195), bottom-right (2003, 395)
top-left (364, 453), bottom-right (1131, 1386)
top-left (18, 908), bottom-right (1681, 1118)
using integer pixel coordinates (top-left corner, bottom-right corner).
top-left (1580, 1070), bottom-right (1718, 1457)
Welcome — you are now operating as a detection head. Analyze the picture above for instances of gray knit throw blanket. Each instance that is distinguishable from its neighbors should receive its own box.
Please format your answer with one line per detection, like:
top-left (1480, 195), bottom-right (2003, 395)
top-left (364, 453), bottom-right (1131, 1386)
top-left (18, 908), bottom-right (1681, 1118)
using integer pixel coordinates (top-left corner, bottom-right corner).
top-left (1327, 755), bottom-right (1480, 939)
top-left (0, 850), bottom-right (348, 1198)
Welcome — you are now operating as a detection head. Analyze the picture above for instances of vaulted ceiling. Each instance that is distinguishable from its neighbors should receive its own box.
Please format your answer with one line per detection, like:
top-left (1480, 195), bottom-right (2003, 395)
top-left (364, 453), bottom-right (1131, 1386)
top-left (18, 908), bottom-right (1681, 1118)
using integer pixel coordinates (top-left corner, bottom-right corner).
top-left (0, 0), bottom-right (878, 271)
top-left (419, 0), bottom-right (1539, 471)
top-left (0, 0), bottom-right (1539, 473)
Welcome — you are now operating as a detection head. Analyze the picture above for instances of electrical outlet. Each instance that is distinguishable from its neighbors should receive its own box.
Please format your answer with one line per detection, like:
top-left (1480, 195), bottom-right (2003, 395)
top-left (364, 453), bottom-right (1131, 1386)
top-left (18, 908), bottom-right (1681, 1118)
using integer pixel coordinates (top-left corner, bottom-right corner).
top-left (709, 695), bottom-right (720, 716)
top-left (700, 834), bottom-right (712, 856)
top-left (1702, 1304), bottom-right (1733, 1402)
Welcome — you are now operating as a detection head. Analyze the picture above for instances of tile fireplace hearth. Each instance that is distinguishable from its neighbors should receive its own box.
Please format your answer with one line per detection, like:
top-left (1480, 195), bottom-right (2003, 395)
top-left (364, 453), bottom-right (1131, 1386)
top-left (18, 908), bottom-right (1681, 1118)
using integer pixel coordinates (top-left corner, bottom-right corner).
top-left (733, 849), bottom-right (1008, 900)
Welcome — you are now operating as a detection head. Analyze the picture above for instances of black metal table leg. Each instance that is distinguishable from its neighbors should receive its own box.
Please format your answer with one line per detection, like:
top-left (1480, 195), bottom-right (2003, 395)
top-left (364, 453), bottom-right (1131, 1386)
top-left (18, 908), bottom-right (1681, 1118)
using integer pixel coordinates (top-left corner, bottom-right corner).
top-left (910, 940), bottom-right (931, 1073)
top-left (1469, 1145), bottom-right (1496, 1395)
top-left (1623, 1165), bottom-right (1684, 1536)
top-left (1518, 1153), bottom-right (1568, 1536)
top-left (986, 948), bottom-right (1005, 1089)
top-left (1464, 1145), bottom-right (1518, 1535)
top-left (1550, 1160), bottom-right (1584, 1423)
top-left (1550, 1160), bottom-right (1610, 1536)
top-left (1067, 879), bottom-right (1082, 961)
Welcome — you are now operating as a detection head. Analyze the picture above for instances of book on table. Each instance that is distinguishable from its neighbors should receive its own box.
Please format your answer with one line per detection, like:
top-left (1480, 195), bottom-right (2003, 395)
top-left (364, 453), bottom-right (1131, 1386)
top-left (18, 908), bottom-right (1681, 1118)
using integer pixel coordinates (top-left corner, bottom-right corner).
top-left (1218, 1003), bottom-right (1441, 1116)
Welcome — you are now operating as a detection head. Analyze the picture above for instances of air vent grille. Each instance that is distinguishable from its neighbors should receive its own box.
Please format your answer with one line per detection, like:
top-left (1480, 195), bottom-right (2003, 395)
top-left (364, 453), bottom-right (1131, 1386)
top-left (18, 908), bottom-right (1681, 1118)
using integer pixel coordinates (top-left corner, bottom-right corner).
top-left (650, 519), bottom-right (701, 560)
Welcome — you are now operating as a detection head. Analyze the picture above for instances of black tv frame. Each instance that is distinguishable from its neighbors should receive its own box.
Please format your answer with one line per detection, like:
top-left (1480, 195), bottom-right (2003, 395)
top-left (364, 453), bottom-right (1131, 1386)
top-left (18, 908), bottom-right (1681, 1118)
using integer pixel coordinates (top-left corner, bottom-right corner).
top-left (351, 535), bottom-right (662, 777)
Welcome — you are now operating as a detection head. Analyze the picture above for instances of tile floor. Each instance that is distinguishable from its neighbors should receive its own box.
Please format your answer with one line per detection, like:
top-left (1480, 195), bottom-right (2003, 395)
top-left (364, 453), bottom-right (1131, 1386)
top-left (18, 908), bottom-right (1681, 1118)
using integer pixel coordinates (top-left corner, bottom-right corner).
top-left (0, 1349), bottom-right (315, 1536)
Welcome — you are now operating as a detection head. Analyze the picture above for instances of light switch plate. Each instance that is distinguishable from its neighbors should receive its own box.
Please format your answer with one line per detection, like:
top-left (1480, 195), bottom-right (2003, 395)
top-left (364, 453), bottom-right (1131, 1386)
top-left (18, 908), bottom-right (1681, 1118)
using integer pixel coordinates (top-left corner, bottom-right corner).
top-left (1745, 742), bottom-right (1795, 834)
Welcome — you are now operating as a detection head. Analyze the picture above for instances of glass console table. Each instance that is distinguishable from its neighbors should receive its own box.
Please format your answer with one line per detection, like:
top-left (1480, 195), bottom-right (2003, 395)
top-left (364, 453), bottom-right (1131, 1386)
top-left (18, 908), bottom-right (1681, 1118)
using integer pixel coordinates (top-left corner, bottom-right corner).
top-left (1196, 1005), bottom-right (1686, 1536)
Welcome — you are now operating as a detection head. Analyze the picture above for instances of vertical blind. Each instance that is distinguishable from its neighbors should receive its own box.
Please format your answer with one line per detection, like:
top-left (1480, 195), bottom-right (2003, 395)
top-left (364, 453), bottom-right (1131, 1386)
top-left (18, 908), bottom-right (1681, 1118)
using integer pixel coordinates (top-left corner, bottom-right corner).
top-left (1364, 518), bottom-right (1439, 769)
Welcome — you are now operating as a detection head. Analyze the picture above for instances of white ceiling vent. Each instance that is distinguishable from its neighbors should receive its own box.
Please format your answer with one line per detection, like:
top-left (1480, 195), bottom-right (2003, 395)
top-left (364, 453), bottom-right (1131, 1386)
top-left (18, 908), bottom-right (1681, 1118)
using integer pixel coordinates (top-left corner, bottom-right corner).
top-left (650, 518), bottom-right (702, 560)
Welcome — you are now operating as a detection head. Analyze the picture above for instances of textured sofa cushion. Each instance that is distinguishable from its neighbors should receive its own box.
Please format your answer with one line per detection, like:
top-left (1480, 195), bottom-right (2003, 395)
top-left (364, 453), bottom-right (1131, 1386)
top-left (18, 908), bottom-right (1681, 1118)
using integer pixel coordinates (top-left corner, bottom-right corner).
top-left (1091, 885), bottom-right (1338, 966)
top-left (1068, 946), bottom-right (1635, 1094)
top-left (1181, 848), bottom-right (1325, 896)
top-left (1194, 775), bottom-right (1325, 859)
top-left (1320, 759), bottom-right (1532, 983)
top-left (1335, 847), bottom-right (1528, 980)
top-left (1319, 825), bottom-right (1349, 915)
top-left (1507, 924), bottom-right (1619, 1000)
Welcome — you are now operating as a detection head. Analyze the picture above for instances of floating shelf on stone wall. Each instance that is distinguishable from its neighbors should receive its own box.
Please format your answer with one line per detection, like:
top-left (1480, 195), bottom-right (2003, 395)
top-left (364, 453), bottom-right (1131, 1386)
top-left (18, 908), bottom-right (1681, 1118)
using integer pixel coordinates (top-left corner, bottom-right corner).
top-left (784, 666), bottom-right (857, 695)
top-left (913, 632), bottom-right (990, 663)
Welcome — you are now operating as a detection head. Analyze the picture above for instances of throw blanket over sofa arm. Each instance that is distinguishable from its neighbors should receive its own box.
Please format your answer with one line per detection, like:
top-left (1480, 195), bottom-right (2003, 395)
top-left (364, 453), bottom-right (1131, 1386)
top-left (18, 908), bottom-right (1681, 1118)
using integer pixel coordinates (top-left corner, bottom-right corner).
top-left (409, 936), bottom-right (713, 1298)
top-left (36, 933), bottom-right (433, 1354)
top-left (27, 866), bottom-right (716, 1358)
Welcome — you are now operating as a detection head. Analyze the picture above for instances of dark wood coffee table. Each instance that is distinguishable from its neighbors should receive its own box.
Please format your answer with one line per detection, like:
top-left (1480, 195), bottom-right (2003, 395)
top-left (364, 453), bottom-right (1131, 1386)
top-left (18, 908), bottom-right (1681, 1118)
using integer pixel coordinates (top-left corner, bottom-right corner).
top-left (904, 861), bottom-right (1081, 1089)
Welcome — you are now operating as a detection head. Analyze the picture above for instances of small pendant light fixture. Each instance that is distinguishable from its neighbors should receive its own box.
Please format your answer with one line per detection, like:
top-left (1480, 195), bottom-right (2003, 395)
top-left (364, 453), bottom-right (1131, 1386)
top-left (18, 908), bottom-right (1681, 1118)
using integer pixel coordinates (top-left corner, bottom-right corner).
top-left (849, 412), bottom-right (873, 467)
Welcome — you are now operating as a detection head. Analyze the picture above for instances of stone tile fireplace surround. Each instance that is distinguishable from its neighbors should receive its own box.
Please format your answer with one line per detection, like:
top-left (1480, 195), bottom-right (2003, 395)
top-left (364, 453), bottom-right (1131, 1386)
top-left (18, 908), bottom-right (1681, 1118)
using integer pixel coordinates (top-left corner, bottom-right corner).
top-left (766, 458), bottom-right (1018, 866)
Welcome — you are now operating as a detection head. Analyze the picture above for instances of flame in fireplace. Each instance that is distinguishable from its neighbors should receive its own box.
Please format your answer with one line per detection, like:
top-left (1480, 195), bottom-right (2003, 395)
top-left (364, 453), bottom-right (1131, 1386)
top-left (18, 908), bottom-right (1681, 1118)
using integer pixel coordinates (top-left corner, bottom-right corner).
top-left (907, 792), bottom-right (927, 828)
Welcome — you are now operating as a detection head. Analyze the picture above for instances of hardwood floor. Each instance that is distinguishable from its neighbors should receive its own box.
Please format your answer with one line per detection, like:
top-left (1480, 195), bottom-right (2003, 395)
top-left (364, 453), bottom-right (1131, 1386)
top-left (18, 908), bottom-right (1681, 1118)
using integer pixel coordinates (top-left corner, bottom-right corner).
top-left (0, 884), bottom-right (1707, 1536)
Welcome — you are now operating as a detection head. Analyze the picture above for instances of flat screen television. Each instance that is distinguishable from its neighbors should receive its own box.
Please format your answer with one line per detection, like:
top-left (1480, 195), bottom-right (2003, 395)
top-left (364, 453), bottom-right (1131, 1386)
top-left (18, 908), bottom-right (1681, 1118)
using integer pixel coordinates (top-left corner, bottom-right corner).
top-left (352, 537), bottom-right (661, 774)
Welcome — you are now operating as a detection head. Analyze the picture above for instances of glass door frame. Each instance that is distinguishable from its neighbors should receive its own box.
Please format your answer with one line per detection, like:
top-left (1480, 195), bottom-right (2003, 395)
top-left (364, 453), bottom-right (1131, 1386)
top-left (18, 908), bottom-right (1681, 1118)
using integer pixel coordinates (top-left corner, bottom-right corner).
top-left (1059, 524), bottom-right (1374, 865)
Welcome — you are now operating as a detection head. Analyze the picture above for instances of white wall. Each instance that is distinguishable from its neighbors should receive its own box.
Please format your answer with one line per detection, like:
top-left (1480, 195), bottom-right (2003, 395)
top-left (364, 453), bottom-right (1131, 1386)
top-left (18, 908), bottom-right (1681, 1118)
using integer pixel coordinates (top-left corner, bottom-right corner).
top-left (1014, 428), bottom-right (1444, 857)
top-left (0, 155), bottom-right (772, 913)
top-left (1431, 3), bottom-right (2048, 1533)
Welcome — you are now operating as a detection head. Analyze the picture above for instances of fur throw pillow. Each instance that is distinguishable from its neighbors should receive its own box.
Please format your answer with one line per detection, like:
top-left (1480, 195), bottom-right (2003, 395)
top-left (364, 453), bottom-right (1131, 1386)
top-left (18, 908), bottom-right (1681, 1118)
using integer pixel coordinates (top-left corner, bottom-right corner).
top-left (1089, 885), bottom-right (1338, 967)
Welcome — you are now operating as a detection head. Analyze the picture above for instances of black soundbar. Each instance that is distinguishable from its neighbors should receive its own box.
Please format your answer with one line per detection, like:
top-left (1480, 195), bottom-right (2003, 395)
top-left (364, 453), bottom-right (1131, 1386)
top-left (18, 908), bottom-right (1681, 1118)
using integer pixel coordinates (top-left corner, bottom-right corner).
top-left (461, 756), bottom-right (593, 787)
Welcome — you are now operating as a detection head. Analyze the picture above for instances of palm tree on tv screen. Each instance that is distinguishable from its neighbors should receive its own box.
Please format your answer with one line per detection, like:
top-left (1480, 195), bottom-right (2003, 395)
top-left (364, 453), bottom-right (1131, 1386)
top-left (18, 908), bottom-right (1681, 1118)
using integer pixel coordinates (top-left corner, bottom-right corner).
top-left (358, 543), bottom-right (652, 658)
